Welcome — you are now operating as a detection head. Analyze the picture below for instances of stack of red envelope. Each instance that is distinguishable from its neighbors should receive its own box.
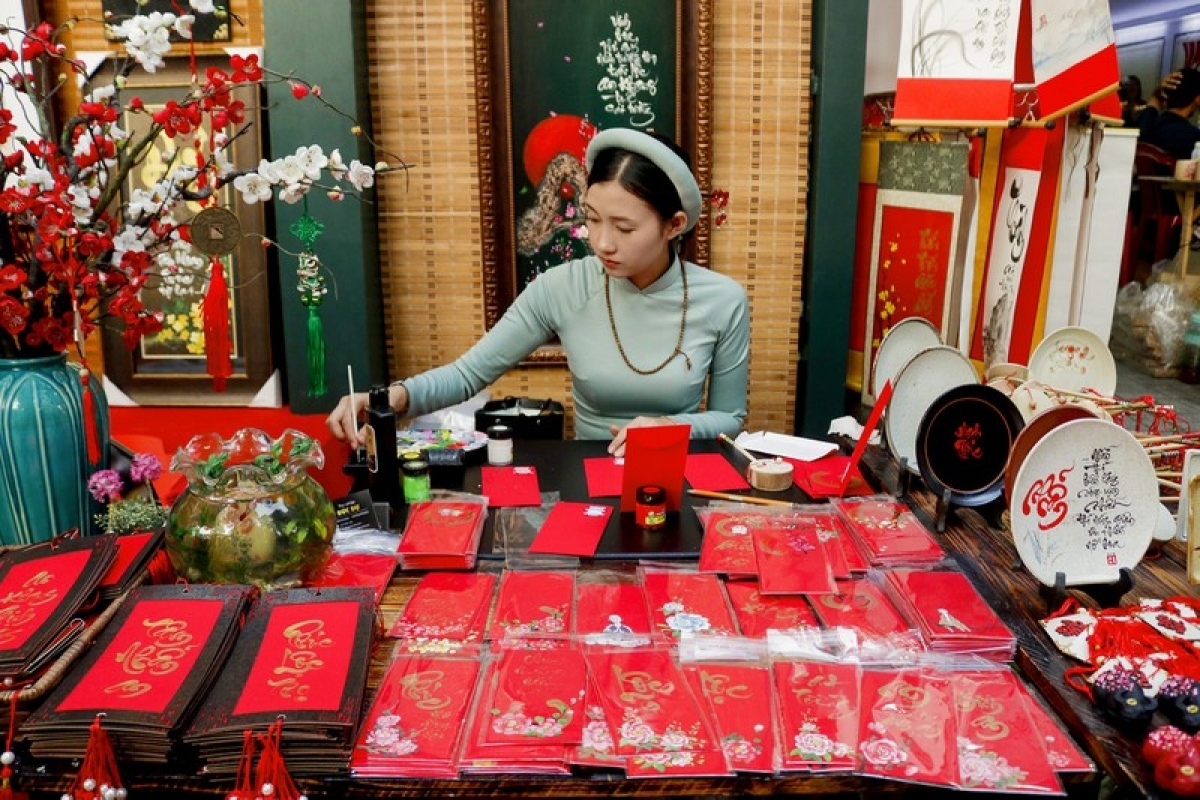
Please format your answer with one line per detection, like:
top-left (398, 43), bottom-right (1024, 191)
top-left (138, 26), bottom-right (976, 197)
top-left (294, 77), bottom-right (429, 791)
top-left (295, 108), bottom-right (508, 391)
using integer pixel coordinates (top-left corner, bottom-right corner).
top-left (832, 496), bottom-right (945, 567)
top-left (351, 653), bottom-right (483, 778)
top-left (879, 569), bottom-right (1017, 660)
top-left (397, 497), bottom-right (488, 570)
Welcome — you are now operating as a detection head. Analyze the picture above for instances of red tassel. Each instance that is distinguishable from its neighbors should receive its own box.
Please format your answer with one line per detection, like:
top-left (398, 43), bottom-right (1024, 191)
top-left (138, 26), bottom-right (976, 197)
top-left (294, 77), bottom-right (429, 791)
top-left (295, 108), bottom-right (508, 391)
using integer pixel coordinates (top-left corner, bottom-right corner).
top-left (67, 714), bottom-right (123, 800)
top-left (79, 367), bottom-right (101, 467)
top-left (227, 729), bottom-right (257, 800)
top-left (254, 719), bottom-right (304, 800)
top-left (1, 693), bottom-right (27, 800)
top-left (202, 257), bottom-right (233, 392)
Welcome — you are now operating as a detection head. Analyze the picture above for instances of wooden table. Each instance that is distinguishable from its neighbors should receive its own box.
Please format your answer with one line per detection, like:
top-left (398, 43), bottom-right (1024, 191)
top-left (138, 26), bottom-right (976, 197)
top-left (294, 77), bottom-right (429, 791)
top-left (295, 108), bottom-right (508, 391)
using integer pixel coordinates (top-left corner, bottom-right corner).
top-left (1144, 175), bottom-right (1200, 278)
top-left (18, 439), bottom-right (1183, 798)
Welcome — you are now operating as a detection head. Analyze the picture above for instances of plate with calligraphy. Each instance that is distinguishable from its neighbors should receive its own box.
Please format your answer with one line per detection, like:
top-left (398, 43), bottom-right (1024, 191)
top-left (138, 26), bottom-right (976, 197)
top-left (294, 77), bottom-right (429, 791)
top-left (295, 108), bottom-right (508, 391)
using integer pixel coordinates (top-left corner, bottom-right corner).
top-left (915, 383), bottom-right (1025, 507)
top-left (1010, 418), bottom-right (1157, 588)
top-left (885, 345), bottom-right (980, 474)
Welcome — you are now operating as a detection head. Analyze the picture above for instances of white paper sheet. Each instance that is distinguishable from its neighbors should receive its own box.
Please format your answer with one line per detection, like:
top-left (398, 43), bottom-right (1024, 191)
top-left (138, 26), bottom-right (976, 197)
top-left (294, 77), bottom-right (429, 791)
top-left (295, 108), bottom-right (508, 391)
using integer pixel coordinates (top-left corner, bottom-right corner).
top-left (734, 431), bottom-right (838, 462)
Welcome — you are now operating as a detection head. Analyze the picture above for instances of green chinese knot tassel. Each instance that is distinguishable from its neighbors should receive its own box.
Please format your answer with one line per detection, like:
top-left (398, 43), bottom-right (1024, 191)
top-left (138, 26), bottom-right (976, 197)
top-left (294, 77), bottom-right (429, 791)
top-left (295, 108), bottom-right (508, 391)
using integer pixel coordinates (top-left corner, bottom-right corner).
top-left (290, 205), bottom-right (328, 397)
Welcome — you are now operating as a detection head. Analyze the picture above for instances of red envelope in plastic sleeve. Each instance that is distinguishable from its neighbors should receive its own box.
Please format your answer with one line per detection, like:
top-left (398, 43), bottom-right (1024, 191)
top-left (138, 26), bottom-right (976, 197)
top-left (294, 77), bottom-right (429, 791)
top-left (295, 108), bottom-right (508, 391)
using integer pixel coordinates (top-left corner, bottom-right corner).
top-left (809, 579), bottom-right (911, 638)
top-left (751, 522), bottom-right (837, 595)
top-left (481, 647), bottom-right (588, 745)
top-left (773, 660), bottom-right (860, 771)
top-left (488, 570), bottom-right (575, 640)
top-left (697, 509), bottom-right (771, 577)
top-left (857, 667), bottom-right (958, 787)
top-left (642, 569), bottom-right (738, 641)
top-left (724, 580), bottom-right (819, 637)
top-left (684, 663), bottom-right (777, 773)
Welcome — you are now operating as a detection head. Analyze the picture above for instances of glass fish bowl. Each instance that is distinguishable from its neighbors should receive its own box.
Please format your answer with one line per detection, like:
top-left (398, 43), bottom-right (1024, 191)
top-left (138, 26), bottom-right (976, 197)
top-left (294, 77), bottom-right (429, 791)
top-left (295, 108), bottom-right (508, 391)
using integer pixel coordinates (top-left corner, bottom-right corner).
top-left (165, 428), bottom-right (335, 590)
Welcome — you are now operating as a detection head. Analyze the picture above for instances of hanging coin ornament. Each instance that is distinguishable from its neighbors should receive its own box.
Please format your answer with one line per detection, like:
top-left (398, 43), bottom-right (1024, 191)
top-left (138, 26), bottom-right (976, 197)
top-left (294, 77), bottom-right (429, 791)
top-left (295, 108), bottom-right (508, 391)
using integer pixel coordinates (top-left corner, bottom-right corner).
top-left (190, 206), bottom-right (242, 256)
top-left (291, 203), bottom-right (328, 397)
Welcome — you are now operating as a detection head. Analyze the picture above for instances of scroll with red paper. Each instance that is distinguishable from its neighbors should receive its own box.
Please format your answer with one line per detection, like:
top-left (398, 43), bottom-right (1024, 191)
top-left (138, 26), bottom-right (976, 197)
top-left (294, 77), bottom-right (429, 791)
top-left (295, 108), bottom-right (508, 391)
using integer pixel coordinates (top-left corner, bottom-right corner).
top-left (892, 0), bottom-right (1021, 127)
top-left (1029, 0), bottom-right (1119, 122)
top-left (970, 125), bottom-right (1064, 367)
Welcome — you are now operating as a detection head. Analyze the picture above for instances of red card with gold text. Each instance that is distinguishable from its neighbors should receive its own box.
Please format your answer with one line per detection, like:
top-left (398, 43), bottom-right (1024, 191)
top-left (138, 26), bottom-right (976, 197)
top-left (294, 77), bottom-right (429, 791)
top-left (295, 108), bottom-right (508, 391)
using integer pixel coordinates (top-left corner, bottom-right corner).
top-left (949, 670), bottom-right (1063, 793)
top-left (809, 579), bottom-right (912, 639)
top-left (585, 648), bottom-right (726, 776)
top-left (233, 592), bottom-right (372, 715)
top-left (398, 501), bottom-right (486, 556)
top-left (724, 581), bottom-right (818, 637)
top-left (0, 535), bottom-right (118, 666)
top-left (684, 663), bottom-right (777, 773)
top-left (697, 509), bottom-right (773, 577)
top-left (858, 667), bottom-right (958, 787)
top-left (389, 571), bottom-right (497, 642)
top-left (773, 660), bottom-right (860, 771)
top-left (833, 495), bottom-right (945, 566)
top-left (481, 646), bottom-right (588, 745)
top-left (351, 654), bottom-right (482, 778)
top-left (751, 522), bottom-right (837, 595)
top-left (186, 587), bottom-right (376, 736)
top-left (25, 583), bottom-right (253, 731)
top-left (481, 466), bottom-right (542, 507)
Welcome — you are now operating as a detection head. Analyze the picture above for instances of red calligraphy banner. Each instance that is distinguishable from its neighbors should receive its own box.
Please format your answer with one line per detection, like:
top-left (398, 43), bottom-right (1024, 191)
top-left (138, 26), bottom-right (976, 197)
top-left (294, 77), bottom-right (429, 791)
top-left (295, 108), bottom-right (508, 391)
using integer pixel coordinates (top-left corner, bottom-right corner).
top-left (233, 600), bottom-right (362, 715)
top-left (55, 598), bottom-right (225, 714)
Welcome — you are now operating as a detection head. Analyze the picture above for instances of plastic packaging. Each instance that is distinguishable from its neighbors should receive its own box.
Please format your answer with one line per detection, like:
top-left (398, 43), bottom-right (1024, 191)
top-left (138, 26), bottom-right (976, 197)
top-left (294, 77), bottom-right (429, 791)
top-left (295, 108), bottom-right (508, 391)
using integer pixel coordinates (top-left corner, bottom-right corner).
top-left (1180, 309), bottom-right (1200, 384)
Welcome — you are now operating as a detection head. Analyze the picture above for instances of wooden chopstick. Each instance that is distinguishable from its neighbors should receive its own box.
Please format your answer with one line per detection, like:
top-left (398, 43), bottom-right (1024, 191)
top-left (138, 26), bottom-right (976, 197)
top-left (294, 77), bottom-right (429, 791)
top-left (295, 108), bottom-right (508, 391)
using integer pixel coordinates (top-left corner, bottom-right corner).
top-left (688, 489), bottom-right (795, 507)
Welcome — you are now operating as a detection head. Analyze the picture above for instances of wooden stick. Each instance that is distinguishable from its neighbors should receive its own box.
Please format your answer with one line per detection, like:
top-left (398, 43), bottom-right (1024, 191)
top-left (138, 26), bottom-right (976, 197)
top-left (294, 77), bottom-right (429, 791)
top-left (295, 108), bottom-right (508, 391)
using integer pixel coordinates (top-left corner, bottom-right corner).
top-left (717, 432), bottom-right (758, 463)
top-left (1157, 471), bottom-right (1185, 479)
top-left (1159, 478), bottom-right (1183, 491)
top-left (687, 489), bottom-right (795, 507)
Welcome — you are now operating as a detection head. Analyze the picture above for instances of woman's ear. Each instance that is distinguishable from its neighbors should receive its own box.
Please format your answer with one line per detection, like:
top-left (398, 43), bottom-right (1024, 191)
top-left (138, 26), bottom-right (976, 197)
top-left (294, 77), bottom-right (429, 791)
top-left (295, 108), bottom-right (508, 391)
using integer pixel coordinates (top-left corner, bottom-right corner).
top-left (667, 210), bottom-right (688, 239)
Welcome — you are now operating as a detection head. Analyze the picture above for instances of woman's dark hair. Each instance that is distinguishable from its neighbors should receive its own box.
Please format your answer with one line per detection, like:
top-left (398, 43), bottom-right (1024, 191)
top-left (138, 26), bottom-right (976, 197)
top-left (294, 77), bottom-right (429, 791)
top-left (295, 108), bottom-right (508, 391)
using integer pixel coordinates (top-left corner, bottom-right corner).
top-left (586, 132), bottom-right (690, 226)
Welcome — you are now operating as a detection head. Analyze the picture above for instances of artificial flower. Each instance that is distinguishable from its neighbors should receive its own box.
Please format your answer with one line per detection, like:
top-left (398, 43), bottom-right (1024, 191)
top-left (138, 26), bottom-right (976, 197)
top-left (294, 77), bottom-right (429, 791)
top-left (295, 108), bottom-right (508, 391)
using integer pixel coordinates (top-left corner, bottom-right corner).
top-left (0, 8), bottom-right (401, 360)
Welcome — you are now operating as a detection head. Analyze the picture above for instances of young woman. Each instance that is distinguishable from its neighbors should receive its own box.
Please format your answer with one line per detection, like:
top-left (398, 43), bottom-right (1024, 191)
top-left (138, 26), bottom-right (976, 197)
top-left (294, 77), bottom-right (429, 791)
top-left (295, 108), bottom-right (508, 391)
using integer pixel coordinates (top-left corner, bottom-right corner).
top-left (326, 128), bottom-right (750, 457)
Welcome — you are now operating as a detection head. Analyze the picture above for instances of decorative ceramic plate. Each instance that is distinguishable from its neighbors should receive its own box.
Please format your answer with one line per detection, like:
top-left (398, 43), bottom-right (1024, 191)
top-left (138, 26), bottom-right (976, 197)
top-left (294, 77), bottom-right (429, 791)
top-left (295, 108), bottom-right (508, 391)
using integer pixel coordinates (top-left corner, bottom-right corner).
top-left (983, 362), bottom-right (1029, 382)
top-left (1028, 326), bottom-right (1117, 396)
top-left (1009, 380), bottom-right (1057, 422)
top-left (916, 384), bottom-right (1025, 507)
top-left (885, 345), bottom-right (980, 474)
top-left (870, 316), bottom-right (943, 401)
top-left (916, 383), bottom-right (1022, 506)
top-left (1010, 418), bottom-right (1157, 587)
top-left (1004, 404), bottom-right (1097, 502)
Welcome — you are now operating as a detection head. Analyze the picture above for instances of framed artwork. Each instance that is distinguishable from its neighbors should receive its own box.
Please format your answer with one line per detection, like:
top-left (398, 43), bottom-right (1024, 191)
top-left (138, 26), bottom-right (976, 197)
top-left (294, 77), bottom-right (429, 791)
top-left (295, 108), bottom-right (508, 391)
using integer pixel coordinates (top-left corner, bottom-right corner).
top-left (100, 58), bottom-right (273, 404)
top-left (472, 0), bottom-right (713, 363)
top-left (102, 0), bottom-right (232, 42)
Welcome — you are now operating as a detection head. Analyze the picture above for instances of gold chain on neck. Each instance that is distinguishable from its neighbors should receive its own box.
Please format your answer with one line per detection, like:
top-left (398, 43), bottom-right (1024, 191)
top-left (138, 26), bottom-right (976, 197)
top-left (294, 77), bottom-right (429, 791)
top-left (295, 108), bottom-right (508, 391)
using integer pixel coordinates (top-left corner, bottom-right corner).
top-left (605, 260), bottom-right (692, 375)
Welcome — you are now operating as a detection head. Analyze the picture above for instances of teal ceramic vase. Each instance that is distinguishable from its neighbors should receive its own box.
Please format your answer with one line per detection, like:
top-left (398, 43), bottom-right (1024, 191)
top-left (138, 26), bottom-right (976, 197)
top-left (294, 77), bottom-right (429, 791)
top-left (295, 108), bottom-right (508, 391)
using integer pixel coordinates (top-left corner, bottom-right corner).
top-left (0, 354), bottom-right (110, 546)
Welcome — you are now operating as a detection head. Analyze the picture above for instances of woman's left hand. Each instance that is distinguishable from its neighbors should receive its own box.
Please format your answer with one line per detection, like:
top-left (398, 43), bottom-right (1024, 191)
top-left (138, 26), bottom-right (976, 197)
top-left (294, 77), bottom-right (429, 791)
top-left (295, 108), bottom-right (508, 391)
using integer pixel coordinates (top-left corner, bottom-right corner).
top-left (608, 416), bottom-right (676, 457)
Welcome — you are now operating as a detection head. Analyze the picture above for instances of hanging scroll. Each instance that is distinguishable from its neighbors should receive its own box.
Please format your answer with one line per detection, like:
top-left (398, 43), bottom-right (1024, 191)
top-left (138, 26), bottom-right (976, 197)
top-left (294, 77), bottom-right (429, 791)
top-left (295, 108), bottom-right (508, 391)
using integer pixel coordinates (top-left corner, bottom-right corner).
top-left (970, 125), bottom-right (1065, 368)
top-left (892, 0), bottom-right (1021, 127)
top-left (861, 139), bottom-right (972, 405)
top-left (1028, 0), bottom-right (1119, 122)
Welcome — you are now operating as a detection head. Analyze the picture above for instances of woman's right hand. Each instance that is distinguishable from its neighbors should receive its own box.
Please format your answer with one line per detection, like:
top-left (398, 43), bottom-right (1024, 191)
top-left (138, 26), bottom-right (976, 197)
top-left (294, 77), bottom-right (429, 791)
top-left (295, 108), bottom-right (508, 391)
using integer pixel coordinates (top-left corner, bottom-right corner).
top-left (325, 383), bottom-right (410, 445)
top-left (326, 392), bottom-right (371, 445)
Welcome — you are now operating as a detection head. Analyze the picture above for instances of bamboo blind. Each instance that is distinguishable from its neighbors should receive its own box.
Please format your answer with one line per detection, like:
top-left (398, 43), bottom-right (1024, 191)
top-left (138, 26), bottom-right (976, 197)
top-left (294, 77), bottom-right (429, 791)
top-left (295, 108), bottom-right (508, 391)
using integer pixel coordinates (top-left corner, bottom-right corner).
top-left (367, 0), bottom-right (811, 437)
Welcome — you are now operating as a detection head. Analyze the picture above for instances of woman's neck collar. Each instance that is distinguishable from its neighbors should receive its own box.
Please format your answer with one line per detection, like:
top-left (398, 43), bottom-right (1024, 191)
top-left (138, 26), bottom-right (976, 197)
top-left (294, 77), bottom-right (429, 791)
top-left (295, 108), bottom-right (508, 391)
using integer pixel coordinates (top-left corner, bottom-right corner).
top-left (628, 251), bottom-right (679, 291)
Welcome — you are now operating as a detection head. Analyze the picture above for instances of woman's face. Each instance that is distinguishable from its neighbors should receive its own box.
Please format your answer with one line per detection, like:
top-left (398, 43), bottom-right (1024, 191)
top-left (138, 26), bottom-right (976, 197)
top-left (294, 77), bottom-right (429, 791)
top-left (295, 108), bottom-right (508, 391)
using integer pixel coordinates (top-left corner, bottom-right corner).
top-left (583, 180), bottom-right (687, 289)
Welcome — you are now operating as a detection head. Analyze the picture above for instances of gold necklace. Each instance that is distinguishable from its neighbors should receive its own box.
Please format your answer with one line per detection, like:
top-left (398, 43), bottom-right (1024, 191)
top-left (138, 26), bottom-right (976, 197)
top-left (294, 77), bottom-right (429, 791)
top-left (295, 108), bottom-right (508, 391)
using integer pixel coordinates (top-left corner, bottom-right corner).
top-left (605, 261), bottom-right (692, 375)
